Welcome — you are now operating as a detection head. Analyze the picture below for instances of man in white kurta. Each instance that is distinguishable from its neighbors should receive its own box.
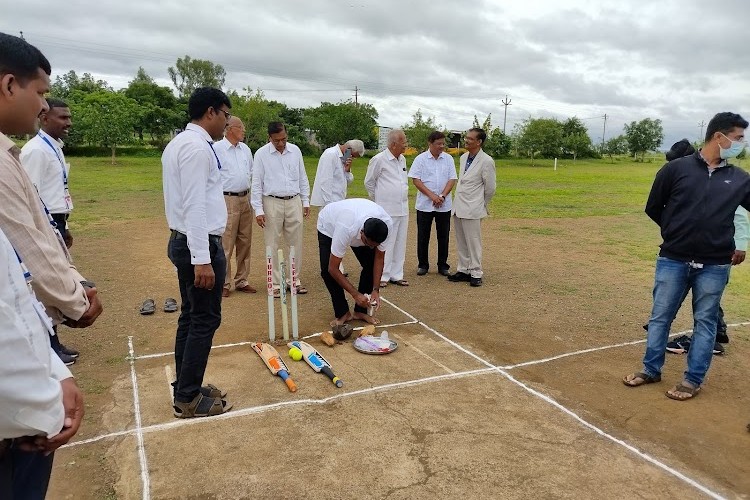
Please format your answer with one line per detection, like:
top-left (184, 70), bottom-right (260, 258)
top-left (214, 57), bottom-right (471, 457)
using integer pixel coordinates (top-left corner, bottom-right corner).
top-left (364, 129), bottom-right (409, 287)
top-left (251, 122), bottom-right (311, 294)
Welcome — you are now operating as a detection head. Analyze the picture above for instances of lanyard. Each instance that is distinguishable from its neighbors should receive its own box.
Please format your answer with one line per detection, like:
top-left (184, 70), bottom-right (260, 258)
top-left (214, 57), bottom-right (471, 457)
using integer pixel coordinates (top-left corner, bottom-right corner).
top-left (185, 129), bottom-right (222, 170)
top-left (38, 133), bottom-right (68, 186)
top-left (13, 248), bottom-right (32, 284)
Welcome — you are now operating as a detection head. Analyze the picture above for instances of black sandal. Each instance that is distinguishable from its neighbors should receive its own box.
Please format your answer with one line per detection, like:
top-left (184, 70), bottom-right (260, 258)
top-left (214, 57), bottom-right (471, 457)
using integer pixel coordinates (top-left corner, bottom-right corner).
top-left (173, 393), bottom-right (232, 418)
top-left (139, 298), bottom-right (156, 315)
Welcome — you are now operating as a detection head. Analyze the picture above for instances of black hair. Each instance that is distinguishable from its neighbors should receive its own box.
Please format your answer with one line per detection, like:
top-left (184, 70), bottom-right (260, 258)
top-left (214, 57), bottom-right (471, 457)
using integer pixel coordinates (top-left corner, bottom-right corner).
top-left (46, 98), bottom-right (69, 110)
top-left (665, 139), bottom-right (695, 161)
top-left (468, 127), bottom-right (486, 144)
top-left (428, 130), bottom-right (446, 143)
top-left (705, 112), bottom-right (748, 142)
top-left (187, 87), bottom-right (231, 121)
top-left (268, 121), bottom-right (285, 135)
top-left (363, 218), bottom-right (389, 244)
top-left (0, 32), bottom-right (51, 85)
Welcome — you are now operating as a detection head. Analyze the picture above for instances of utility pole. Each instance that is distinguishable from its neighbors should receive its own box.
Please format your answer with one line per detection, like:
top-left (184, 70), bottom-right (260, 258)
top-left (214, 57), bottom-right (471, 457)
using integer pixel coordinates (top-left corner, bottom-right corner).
top-left (501, 95), bottom-right (511, 134)
top-left (601, 114), bottom-right (608, 150)
top-left (19, 31), bottom-right (24, 40)
top-left (354, 86), bottom-right (359, 106)
top-left (698, 120), bottom-right (705, 141)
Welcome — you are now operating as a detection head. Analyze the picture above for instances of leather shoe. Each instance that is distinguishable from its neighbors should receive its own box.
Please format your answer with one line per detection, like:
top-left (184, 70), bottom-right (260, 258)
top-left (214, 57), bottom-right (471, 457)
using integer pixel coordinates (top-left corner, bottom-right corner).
top-left (236, 285), bottom-right (257, 294)
top-left (222, 288), bottom-right (230, 298)
top-left (438, 268), bottom-right (450, 276)
top-left (447, 271), bottom-right (471, 282)
top-left (470, 277), bottom-right (483, 287)
top-left (417, 267), bottom-right (428, 276)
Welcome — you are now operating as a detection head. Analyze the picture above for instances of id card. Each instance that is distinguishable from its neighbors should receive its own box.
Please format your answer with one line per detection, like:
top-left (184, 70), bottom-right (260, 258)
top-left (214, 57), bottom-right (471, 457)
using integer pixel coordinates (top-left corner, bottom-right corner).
top-left (31, 298), bottom-right (56, 337)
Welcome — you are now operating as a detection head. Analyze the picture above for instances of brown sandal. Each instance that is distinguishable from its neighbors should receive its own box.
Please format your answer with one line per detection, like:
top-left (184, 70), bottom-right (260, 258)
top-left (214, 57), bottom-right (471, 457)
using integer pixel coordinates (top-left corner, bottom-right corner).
top-left (622, 372), bottom-right (661, 387)
top-left (665, 383), bottom-right (701, 401)
top-left (173, 393), bottom-right (232, 418)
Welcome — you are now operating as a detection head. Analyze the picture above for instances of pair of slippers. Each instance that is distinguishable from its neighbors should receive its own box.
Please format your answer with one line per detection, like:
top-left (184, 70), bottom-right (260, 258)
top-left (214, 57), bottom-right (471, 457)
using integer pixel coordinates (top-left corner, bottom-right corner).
top-left (140, 298), bottom-right (178, 315)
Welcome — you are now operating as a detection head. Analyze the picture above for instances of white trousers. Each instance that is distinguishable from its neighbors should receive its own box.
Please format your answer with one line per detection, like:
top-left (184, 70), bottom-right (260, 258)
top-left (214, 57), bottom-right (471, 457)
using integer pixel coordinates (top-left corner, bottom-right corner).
top-left (382, 215), bottom-right (408, 282)
top-left (453, 216), bottom-right (483, 278)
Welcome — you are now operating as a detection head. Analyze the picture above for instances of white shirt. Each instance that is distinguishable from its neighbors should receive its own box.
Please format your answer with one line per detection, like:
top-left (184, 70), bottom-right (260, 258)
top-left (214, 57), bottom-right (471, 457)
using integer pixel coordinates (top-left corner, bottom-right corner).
top-left (364, 148), bottom-right (408, 217)
top-left (0, 227), bottom-right (70, 439)
top-left (251, 142), bottom-right (310, 216)
top-left (20, 129), bottom-right (73, 214)
top-left (408, 150), bottom-right (458, 212)
top-left (317, 199), bottom-right (393, 257)
top-left (215, 138), bottom-right (253, 193)
top-left (310, 145), bottom-right (354, 207)
top-left (162, 123), bottom-right (227, 264)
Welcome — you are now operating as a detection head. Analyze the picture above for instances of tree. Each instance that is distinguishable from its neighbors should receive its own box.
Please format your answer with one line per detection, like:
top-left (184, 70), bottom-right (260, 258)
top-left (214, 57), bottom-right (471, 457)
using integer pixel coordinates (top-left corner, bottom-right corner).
top-left (73, 91), bottom-right (139, 164)
top-left (563, 133), bottom-right (592, 163)
top-left (515, 117), bottom-right (564, 164)
top-left (602, 135), bottom-right (629, 163)
top-left (168, 55), bottom-right (226, 100)
top-left (304, 100), bottom-right (379, 149)
top-left (402, 109), bottom-right (444, 152)
top-left (471, 114), bottom-right (512, 158)
top-left (124, 67), bottom-right (184, 145)
top-left (50, 70), bottom-right (111, 99)
top-left (624, 118), bottom-right (664, 161)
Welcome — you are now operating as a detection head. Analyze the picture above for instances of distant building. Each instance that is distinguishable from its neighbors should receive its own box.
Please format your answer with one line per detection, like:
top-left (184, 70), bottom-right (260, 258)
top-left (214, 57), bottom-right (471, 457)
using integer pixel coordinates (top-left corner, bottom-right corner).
top-left (377, 126), bottom-right (392, 151)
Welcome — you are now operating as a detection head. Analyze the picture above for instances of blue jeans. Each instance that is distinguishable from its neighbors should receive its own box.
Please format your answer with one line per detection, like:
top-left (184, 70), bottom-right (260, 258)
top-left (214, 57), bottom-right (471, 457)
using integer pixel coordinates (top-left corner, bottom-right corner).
top-left (167, 233), bottom-right (226, 403)
top-left (0, 446), bottom-right (55, 500)
top-left (643, 257), bottom-right (730, 386)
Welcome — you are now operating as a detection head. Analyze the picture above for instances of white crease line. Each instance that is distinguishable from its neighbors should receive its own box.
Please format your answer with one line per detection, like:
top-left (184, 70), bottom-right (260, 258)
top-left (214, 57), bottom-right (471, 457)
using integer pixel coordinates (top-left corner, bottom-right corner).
top-left (383, 297), bottom-right (727, 500)
top-left (389, 331), bottom-right (454, 374)
top-left (301, 320), bottom-right (418, 340)
top-left (164, 365), bottom-right (174, 404)
top-left (61, 367), bottom-right (495, 449)
top-left (127, 337), bottom-right (151, 500)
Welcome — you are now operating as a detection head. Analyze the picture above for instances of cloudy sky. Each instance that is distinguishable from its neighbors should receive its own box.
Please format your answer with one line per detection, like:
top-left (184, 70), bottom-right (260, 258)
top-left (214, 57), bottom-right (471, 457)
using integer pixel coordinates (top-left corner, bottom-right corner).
top-left (4, 0), bottom-right (748, 148)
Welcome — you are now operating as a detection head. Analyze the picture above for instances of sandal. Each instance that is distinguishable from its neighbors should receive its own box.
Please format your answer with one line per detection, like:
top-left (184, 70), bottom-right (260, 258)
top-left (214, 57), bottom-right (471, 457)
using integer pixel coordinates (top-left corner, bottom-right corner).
top-left (389, 279), bottom-right (409, 286)
top-left (379, 281), bottom-right (388, 288)
top-left (622, 372), bottom-right (661, 387)
top-left (173, 393), bottom-right (232, 418)
top-left (139, 298), bottom-right (156, 315)
top-left (200, 383), bottom-right (227, 399)
top-left (665, 382), bottom-right (701, 401)
top-left (296, 285), bottom-right (308, 294)
top-left (164, 297), bottom-right (178, 313)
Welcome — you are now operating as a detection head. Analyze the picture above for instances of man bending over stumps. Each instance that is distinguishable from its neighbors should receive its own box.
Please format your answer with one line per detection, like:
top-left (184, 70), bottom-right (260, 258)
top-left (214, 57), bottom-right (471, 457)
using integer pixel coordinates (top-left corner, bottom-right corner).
top-left (317, 198), bottom-right (392, 326)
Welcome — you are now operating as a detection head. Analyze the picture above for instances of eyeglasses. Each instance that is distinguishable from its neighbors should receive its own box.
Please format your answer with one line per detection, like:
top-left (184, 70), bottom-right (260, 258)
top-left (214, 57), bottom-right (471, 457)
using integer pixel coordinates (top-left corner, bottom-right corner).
top-left (216, 108), bottom-right (231, 120)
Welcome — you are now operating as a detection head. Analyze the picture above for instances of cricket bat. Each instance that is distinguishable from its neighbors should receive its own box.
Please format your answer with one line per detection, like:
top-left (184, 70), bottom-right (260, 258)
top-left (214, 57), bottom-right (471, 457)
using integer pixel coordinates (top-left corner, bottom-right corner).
top-left (252, 342), bottom-right (297, 392)
top-left (288, 340), bottom-right (343, 388)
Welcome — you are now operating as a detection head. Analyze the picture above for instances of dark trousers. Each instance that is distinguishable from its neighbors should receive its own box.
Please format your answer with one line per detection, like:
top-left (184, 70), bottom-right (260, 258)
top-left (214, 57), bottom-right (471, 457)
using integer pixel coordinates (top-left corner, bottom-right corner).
top-left (416, 210), bottom-right (451, 271)
top-left (318, 231), bottom-right (375, 318)
top-left (50, 213), bottom-right (68, 242)
top-left (167, 233), bottom-right (226, 403)
top-left (0, 445), bottom-right (55, 500)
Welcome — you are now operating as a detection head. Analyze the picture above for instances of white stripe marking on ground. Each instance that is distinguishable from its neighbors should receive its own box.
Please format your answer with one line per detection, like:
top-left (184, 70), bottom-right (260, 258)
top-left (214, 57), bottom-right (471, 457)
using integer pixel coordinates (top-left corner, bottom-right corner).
top-left (128, 336), bottom-right (151, 500)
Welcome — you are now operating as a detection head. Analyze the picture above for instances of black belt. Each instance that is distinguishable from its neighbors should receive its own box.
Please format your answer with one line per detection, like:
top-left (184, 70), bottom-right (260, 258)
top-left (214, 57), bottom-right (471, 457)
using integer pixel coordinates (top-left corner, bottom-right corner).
top-left (170, 230), bottom-right (222, 243)
top-left (223, 190), bottom-right (248, 197)
top-left (268, 194), bottom-right (299, 200)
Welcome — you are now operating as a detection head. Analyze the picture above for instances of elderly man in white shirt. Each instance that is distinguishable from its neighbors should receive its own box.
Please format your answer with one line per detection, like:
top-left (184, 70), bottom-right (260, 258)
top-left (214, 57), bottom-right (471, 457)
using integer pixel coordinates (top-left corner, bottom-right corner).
top-left (310, 139), bottom-right (365, 206)
top-left (408, 131), bottom-right (457, 277)
top-left (215, 116), bottom-right (256, 297)
top-left (162, 87), bottom-right (233, 419)
top-left (251, 121), bottom-right (311, 295)
top-left (317, 198), bottom-right (392, 326)
top-left (364, 129), bottom-right (409, 287)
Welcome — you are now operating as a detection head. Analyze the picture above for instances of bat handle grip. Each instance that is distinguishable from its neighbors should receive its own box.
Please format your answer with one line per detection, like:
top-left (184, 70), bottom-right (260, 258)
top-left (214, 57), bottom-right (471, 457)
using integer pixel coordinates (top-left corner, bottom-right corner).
top-left (321, 366), bottom-right (343, 388)
top-left (279, 370), bottom-right (298, 392)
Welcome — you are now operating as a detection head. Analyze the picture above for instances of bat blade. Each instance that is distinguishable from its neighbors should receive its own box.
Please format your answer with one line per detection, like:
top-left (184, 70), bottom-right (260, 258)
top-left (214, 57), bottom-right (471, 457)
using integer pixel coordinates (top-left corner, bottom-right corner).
top-left (252, 342), bottom-right (297, 392)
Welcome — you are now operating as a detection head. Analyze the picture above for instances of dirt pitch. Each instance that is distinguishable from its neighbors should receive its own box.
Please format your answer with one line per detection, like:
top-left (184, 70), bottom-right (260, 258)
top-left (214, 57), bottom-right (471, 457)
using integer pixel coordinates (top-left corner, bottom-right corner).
top-left (48, 211), bottom-right (750, 499)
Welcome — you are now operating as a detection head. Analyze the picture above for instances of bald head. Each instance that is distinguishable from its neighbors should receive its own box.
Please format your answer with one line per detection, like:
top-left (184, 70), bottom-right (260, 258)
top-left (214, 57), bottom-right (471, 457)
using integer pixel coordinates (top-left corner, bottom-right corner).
top-left (225, 116), bottom-right (246, 145)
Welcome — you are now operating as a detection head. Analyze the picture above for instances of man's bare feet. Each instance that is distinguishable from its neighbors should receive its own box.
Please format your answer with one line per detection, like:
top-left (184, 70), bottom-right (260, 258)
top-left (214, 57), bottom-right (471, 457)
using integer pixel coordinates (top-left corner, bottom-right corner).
top-left (352, 311), bottom-right (380, 325)
top-left (330, 311), bottom-right (354, 327)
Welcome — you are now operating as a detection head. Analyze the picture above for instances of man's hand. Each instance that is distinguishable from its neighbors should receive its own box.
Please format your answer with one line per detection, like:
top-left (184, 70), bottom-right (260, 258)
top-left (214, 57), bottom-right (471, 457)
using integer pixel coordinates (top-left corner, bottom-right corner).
top-left (43, 377), bottom-right (84, 452)
top-left (303, 206), bottom-right (310, 218)
top-left (63, 230), bottom-right (73, 249)
top-left (369, 289), bottom-right (381, 312)
top-left (343, 157), bottom-right (353, 172)
top-left (732, 250), bottom-right (746, 265)
top-left (431, 193), bottom-right (444, 208)
top-left (256, 215), bottom-right (266, 228)
top-left (354, 292), bottom-right (371, 309)
top-left (64, 286), bottom-right (102, 328)
top-left (194, 264), bottom-right (215, 289)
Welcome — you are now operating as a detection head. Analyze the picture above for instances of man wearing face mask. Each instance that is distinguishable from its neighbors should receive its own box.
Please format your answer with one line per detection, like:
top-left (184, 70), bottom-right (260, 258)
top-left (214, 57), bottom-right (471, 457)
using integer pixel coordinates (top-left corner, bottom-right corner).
top-left (624, 112), bottom-right (750, 402)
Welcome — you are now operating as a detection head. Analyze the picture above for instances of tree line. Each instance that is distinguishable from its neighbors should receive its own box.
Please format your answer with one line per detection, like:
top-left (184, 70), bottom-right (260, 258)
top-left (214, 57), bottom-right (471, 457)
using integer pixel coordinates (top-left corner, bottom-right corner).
top-left (48, 55), bottom-right (666, 163)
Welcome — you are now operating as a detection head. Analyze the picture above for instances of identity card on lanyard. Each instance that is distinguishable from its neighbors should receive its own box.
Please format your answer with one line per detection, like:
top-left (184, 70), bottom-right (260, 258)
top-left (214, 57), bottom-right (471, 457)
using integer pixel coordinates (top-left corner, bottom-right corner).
top-left (38, 133), bottom-right (73, 211)
top-left (13, 247), bottom-right (56, 337)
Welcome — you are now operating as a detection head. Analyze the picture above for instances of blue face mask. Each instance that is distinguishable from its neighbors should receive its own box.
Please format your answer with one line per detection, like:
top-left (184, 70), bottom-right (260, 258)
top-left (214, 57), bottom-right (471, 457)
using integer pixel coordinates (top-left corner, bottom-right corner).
top-left (719, 133), bottom-right (747, 159)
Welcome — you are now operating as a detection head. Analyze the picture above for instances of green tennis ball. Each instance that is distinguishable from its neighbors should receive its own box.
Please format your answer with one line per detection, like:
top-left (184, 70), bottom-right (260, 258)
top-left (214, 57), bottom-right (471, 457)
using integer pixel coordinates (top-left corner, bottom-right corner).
top-left (289, 347), bottom-right (303, 361)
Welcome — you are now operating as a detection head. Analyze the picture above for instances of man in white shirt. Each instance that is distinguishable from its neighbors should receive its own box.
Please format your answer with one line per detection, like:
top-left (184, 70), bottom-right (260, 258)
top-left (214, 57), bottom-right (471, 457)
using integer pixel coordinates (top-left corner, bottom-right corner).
top-left (215, 116), bottom-right (256, 298)
top-left (317, 198), bottom-right (391, 325)
top-left (162, 87), bottom-right (233, 419)
top-left (364, 129), bottom-right (409, 287)
top-left (408, 131), bottom-right (457, 277)
top-left (0, 32), bottom-right (84, 500)
top-left (310, 139), bottom-right (365, 207)
top-left (20, 98), bottom-right (80, 366)
top-left (251, 121), bottom-right (311, 295)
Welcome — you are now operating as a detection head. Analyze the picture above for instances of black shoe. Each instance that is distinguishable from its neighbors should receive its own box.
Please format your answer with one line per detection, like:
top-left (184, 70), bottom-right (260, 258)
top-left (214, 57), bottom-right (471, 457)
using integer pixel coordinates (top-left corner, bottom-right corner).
top-left (665, 335), bottom-right (691, 354)
top-left (417, 267), bottom-right (428, 276)
top-left (713, 341), bottom-right (725, 356)
top-left (59, 343), bottom-right (79, 359)
top-left (447, 271), bottom-right (471, 282)
top-left (716, 330), bottom-right (729, 344)
top-left (55, 350), bottom-right (76, 366)
top-left (438, 268), bottom-right (450, 276)
top-left (470, 277), bottom-right (483, 287)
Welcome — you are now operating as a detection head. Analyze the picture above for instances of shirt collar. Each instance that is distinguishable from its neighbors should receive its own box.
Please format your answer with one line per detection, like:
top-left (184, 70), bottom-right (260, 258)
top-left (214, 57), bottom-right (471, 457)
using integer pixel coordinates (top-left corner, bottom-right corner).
top-left (185, 123), bottom-right (212, 142)
top-left (698, 149), bottom-right (727, 169)
top-left (269, 142), bottom-right (287, 155)
top-left (38, 129), bottom-right (65, 148)
top-left (385, 149), bottom-right (401, 161)
top-left (216, 138), bottom-right (238, 151)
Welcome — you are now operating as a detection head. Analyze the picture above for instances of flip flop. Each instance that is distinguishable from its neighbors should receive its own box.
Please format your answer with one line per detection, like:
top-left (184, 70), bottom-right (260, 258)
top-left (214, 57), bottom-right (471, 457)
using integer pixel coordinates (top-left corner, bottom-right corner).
top-left (622, 372), bottom-right (661, 387)
top-left (139, 298), bottom-right (156, 315)
top-left (388, 279), bottom-right (410, 286)
top-left (164, 298), bottom-right (178, 313)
